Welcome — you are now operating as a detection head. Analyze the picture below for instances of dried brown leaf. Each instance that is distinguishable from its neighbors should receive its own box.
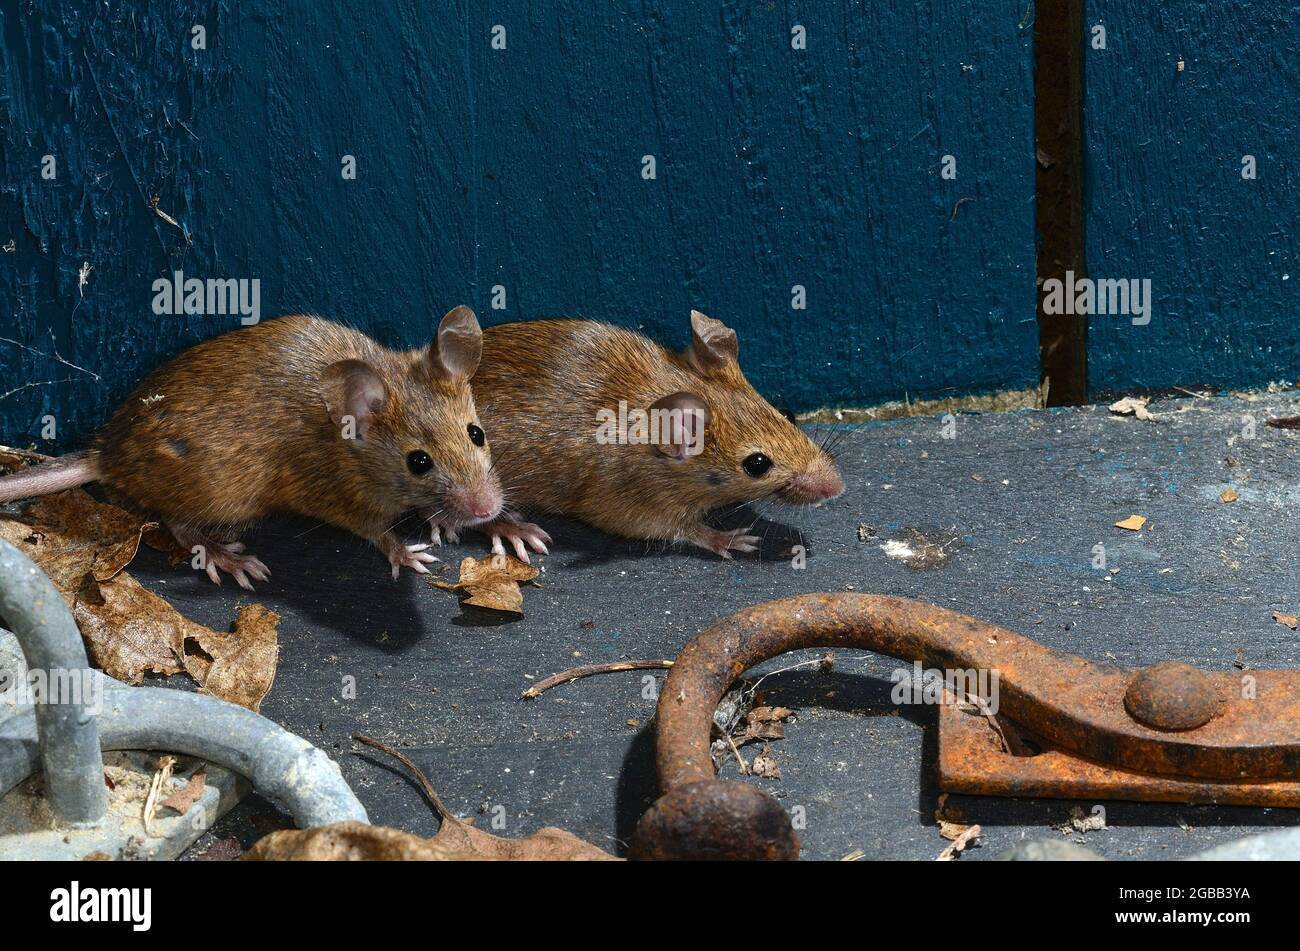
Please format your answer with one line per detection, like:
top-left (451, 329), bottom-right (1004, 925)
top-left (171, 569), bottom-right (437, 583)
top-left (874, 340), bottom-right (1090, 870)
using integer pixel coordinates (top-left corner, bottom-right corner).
top-left (0, 489), bottom-right (279, 704)
top-left (937, 819), bottom-right (971, 841)
top-left (1108, 397), bottom-right (1157, 421)
top-left (0, 444), bottom-right (51, 472)
top-left (243, 819), bottom-right (618, 862)
top-left (936, 823), bottom-right (982, 861)
top-left (1114, 514), bottom-right (1147, 532)
top-left (160, 770), bottom-right (207, 814)
top-left (183, 604), bottom-right (280, 711)
top-left (0, 489), bottom-right (154, 588)
top-left (22, 490), bottom-right (155, 582)
top-left (730, 705), bottom-right (793, 746)
top-left (431, 554), bottom-right (540, 615)
top-left (751, 746), bottom-right (781, 778)
top-left (1272, 611), bottom-right (1298, 631)
top-left (72, 573), bottom-right (192, 682)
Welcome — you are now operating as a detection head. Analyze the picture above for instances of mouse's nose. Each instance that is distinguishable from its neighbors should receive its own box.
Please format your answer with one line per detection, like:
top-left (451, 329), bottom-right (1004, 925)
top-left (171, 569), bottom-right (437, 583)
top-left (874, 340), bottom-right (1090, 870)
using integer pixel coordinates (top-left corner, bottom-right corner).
top-left (790, 461), bottom-right (845, 502)
top-left (457, 483), bottom-right (503, 523)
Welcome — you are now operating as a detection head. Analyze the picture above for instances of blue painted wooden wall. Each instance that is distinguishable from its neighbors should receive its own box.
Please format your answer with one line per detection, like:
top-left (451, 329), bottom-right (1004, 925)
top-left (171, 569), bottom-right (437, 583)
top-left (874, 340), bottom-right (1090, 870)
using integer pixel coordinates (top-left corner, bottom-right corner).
top-left (0, 1), bottom-right (1037, 446)
top-left (1084, 2), bottom-right (1300, 393)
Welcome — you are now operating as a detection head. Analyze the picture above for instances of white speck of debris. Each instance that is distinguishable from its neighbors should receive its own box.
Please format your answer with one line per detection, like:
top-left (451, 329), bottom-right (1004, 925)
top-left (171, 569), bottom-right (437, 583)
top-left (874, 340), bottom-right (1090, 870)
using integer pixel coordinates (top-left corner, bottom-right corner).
top-left (881, 539), bottom-right (916, 561)
top-left (882, 484), bottom-right (893, 490)
top-left (78, 261), bottom-right (93, 296)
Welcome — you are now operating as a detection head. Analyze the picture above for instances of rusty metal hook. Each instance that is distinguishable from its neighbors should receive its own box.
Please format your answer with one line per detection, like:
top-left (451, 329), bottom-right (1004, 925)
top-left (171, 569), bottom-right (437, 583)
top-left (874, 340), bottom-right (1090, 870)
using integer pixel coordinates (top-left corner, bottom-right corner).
top-left (629, 593), bottom-right (1300, 860)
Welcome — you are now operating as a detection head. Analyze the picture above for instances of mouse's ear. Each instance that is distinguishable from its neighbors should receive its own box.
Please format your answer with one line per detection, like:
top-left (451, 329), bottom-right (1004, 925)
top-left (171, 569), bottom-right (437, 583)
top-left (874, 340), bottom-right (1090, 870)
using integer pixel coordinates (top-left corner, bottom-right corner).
top-left (322, 359), bottom-right (387, 440)
top-left (426, 305), bottom-right (483, 381)
top-left (649, 391), bottom-right (710, 461)
top-left (688, 310), bottom-right (739, 375)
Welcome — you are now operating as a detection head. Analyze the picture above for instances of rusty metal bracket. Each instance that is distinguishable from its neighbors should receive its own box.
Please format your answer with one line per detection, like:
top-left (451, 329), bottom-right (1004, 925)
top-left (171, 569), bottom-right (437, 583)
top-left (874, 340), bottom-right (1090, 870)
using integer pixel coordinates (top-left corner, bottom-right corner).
top-left (629, 593), bottom-right (1300, 860)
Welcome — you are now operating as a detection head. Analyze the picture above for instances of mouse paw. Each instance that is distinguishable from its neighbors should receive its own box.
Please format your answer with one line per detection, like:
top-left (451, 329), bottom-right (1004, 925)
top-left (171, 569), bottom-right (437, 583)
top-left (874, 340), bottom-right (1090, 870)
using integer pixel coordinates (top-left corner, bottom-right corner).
top-left (208, 544), bottom-right (272, 591)
top-left (422, 514), bottom-right (460, 546)
top-left (687, 526), bottom-right (761, 559)
top-left (168, 524), bottom-right (270, 590)
top-left (378, 533), bottom-right (440, 579)
top-left (481, 520), bottom-right (552, 564)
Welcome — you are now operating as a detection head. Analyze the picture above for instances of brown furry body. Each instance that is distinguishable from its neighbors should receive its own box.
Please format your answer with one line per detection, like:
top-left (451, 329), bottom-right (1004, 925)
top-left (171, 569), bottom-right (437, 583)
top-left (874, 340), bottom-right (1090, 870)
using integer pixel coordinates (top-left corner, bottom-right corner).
top-left (0, 311), bottom-right (500, 585)
top-left (96, 316), bottom-right (471, 542)
top-left (473, 314), bottom-right (844, 555)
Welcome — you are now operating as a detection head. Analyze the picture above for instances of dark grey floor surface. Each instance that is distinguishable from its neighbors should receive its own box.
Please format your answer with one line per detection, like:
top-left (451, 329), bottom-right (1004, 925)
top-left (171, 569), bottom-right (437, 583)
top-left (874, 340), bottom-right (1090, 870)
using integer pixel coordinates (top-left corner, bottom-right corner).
top-left (134, 394), bottom-right (1300, 860)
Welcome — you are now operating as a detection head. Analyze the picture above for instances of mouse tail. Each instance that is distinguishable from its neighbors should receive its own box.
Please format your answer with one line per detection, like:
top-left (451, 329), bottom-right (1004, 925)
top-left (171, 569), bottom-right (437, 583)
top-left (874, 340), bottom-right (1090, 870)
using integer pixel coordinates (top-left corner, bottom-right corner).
top-left (0, 451), bottom-right (98, 502)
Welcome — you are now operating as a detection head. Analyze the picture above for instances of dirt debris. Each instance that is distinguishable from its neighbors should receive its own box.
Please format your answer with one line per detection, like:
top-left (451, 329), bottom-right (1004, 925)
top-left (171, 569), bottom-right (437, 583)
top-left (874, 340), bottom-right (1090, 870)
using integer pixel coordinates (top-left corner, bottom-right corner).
top-left (1108, 396), bottom-right (1158, 421)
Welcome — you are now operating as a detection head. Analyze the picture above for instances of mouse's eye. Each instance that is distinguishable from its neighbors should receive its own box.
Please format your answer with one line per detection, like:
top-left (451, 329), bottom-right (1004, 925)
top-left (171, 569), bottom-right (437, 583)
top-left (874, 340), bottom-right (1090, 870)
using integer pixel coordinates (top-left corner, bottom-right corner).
top-left (777, 405), bottom-right (798, 424)
top-left (742, 452), bottom-right (774, 478)
top-left (467, 423), bottom-right (485, 447)
top-left (406, 450), bottom-right (434, 475)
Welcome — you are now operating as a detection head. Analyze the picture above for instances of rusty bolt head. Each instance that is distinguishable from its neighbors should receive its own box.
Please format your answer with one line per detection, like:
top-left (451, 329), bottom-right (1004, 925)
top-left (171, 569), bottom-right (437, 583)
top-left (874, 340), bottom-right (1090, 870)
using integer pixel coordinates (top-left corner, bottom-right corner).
top-left (628, 780), bottom-right (799, 861)
top-left (1124, 661), bottom-right (1219, 731)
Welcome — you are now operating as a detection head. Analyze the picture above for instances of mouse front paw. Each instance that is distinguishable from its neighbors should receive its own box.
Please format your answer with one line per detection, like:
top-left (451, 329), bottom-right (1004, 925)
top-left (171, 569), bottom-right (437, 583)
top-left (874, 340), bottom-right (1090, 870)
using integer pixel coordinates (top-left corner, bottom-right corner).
top-left (422, 513), bottom-right (460, 546)
top-left (377, 533), bottom-right (441, 579)
top-left (480, 519), bottom-right (551, 564)
top-left (686, 525), bottom-right (761, 559)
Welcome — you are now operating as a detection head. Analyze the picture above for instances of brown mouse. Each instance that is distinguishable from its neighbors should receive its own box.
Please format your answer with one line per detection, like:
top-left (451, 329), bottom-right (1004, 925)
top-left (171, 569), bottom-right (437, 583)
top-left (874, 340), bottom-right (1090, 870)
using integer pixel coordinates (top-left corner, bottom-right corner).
top-left (0, 307), bottom-right (503, 587)
top-left (465, 310), bottom-right (844, 559)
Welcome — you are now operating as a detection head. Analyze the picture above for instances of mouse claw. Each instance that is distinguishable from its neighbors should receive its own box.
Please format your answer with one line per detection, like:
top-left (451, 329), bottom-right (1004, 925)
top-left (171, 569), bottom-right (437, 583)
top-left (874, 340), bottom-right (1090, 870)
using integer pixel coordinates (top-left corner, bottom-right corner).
top-left (687, 526), bottom-right (762, 559)
top-left (167, 523), bottom-right (272, 590)
top-left (383, 537), bottom-right (441, 578)
top-left (481, 520), bottom-right (551, 563)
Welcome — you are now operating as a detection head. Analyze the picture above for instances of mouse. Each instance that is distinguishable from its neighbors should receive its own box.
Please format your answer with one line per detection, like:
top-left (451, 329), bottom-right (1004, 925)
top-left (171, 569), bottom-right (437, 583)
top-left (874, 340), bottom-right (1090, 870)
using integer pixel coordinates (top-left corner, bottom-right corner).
top-left (0, 306), bottom-right (504, 587)
top-left (464, 309), bottom-right (844, 560)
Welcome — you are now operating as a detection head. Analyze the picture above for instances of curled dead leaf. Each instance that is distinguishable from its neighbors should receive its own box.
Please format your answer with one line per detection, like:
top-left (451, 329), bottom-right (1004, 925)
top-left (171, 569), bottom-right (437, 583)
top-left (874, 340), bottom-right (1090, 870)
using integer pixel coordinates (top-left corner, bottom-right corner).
top-left (0, 489), bottom-right (155, 589)
top-left (183, 604), bottom-right (280, 712)
top-left (1272, 611), bottom-right (1298, 631)
top-left (0, 488), bottom-right (280, 707)
top-left (936, 823), bottom-right (981, 861)
top-left (1220, 488), bottom-right (1239, 503)
top-left (159, 770), bottom-right (207, 815)
top-left (1108, 396), bottom-right (1157, 421)
top-left (431, 554), bottom-right (540, 615)
top-left (72, 573), bottom-right (191, 682)
top-left (0, 444), bottom-right (52, 472)
top-left (243, 819), bottom-right (618, 861)
top-left (751, 746), bottom-right (781, 778)
top-left (1114, 514), bottom-right (1147, 532)
top-left (730, 705), bottom-right (793, 747)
